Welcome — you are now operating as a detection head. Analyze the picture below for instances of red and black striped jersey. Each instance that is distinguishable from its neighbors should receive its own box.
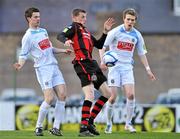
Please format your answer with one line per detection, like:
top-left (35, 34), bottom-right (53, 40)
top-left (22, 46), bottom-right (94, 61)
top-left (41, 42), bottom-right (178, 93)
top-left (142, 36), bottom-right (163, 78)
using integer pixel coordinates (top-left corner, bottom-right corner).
top-left (57, 22), bottom-right (107, 61)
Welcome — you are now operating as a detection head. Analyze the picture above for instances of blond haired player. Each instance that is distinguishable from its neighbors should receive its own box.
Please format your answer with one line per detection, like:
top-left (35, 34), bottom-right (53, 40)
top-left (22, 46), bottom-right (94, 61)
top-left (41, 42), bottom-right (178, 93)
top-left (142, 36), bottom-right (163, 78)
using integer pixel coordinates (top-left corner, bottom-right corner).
top-left (99, 8), bottom-right (156, 133)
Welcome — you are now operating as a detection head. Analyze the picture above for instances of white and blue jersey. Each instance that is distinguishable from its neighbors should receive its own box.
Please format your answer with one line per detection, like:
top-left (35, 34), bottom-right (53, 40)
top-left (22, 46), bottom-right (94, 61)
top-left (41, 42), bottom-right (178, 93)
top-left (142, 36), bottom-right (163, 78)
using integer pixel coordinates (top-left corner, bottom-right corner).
top-left (19, 28), bottom-right (58, 68)
top-left (103, 24), bottom-right (147, 65)
top-left (19, 27), bottom-right (65, 90)
top-left (104, 24), bottom-right (147, 87)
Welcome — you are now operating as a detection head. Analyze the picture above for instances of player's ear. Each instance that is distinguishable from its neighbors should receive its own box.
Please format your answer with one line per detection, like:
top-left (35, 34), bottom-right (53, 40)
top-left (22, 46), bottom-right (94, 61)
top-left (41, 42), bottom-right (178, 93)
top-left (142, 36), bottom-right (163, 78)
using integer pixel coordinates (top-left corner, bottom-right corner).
top-left (27, 17), bottom-right (31, 23)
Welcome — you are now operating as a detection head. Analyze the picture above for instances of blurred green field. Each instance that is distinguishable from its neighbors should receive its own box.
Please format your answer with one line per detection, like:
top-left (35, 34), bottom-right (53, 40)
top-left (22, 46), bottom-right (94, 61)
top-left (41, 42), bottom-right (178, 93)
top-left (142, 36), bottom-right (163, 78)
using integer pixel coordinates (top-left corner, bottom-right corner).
top-left (0, 131), bottom-right (180, 139)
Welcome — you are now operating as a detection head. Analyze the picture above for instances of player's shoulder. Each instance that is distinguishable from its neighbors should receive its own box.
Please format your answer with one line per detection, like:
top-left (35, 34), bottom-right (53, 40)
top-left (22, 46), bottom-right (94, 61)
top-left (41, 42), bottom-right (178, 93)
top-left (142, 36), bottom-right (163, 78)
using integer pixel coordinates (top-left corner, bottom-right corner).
top-left (108, 25), bottom-right (122, 35)
top-left (132, 27), bottom-right (142, 36)
top-left (22, 28), bottom-right (32, 41)
top-left (22, 28), bottom-right (47, 41)
top-left (112, 24), bottom-right (122, 32)
top-left (62, 23), bottom-right (75, 33)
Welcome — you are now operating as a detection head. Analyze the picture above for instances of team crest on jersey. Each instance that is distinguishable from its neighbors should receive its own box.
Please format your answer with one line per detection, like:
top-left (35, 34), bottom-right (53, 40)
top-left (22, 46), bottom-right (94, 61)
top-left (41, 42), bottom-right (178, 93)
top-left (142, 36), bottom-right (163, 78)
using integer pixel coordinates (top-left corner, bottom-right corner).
top-left (44, 33), bottom-right (48, 37)
top-left (132, 38), bottom-right (135, 42)
top-left (83, 32), bottom-right (90, 40)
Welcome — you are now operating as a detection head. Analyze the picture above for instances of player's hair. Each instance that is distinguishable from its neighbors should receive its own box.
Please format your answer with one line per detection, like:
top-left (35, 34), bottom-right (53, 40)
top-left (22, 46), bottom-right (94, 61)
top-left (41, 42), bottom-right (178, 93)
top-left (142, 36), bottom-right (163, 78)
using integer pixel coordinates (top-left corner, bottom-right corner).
top-left (25, 7), bottom-right (40, 22)
top-left (123, 8), bottom-right (137, 20)
top-left (72, 8), bottom-right (86, 17)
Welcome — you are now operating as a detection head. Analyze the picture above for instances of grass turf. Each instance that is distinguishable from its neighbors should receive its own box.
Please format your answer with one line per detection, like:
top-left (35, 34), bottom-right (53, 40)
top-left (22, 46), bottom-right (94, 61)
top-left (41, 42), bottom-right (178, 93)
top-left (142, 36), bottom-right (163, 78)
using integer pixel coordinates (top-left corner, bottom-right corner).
top-left (0, 131), bottom-right (180, 139)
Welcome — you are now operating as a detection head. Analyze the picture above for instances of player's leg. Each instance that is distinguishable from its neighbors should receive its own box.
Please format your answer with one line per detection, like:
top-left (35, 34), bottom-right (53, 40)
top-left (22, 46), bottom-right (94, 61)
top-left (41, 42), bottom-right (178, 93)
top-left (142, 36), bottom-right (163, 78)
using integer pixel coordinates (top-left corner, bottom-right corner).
top-left (104, 66), bottom-right (120, 133)
top-left (105, 86), bottom-right (118, 134)
top-left (122, 69), bottom-right (136, 133)
top-left (35, 89), bottom-right (54, 136)
top-left (49, 84), bottom-right (66, 136)
top-left (79, 84), bottom-right (94, 137)
top-left (88, 64), bottom-right (111, 135)
top-left (72, 61), bottom-right (94, 136)
top-left (49, 65), bottom-right (66, 136)
top-left (88, 82), bottom-right (110, 135)
top-left (123, 84), bottom-right (136, 133)
top-left (35, 66), bottom-right (54, 136)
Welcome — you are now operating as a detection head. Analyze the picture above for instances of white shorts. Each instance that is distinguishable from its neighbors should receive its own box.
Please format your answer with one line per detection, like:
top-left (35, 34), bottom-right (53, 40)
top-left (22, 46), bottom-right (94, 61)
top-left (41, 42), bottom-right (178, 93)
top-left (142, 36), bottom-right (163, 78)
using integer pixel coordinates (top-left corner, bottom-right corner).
top-left (107, 64), bottom-right (134, 87)
top-left (35, 64), bottom-right (65, 90)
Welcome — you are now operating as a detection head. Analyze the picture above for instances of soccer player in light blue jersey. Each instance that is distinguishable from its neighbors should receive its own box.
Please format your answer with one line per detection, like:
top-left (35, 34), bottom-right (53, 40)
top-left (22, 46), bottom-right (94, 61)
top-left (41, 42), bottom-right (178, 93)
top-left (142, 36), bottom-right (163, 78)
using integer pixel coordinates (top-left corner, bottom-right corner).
top-left (13, 7), bottom-right (72, 136)
top-left (99, 8), bottom-right (156, 133)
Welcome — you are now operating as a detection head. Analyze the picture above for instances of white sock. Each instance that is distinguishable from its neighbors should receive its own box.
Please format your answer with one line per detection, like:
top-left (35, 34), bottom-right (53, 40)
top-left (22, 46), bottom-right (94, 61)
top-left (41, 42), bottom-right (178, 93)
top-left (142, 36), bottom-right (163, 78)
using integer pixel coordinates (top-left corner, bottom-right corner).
top-left (53, 100), bottom-right (65, 129)
top-left (106, 101), bottom-right (113, 125)
top-left (36, 101), bottom-right (50, 128)
top-left (126, 99), bottom-right (135, 125)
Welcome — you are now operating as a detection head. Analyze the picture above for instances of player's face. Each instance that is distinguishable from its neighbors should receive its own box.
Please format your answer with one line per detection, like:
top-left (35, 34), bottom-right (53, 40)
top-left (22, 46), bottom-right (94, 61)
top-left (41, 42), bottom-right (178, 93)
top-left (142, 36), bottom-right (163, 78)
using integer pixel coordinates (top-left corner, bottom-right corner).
top-left (73, 12), bottom-right (87, 26)
top-left (123, 14), bottom-right (136, 31)
top-left (28, 12), bottom-right (40, 28)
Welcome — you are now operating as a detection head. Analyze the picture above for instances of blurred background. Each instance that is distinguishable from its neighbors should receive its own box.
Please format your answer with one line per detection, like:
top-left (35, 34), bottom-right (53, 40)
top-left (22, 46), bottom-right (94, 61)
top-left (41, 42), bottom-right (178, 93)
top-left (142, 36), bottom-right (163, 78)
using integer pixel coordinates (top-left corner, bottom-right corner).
top-left (0, 0), bottom-right (180, 132)
top-left (0, 0), bottom-right (180, 103)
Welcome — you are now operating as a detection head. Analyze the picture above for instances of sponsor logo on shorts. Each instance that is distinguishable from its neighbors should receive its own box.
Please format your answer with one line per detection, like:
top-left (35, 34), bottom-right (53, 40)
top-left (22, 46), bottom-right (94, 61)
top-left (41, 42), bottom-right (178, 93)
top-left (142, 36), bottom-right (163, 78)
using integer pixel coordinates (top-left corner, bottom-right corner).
top-left (45, 81), bottom-right (49, 86)
top-left (91, 74), bottom-right (97, 81)
top-left (111, 79), bottom-right (115, 84)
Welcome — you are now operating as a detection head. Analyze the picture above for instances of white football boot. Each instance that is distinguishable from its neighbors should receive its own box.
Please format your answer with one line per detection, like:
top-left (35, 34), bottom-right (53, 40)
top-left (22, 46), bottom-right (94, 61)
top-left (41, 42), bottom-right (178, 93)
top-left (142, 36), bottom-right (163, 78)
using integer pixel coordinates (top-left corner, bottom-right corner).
top-left (104, 122), bottom-right (112, 134)
top-left (125, 124), bottom-right (136, 133)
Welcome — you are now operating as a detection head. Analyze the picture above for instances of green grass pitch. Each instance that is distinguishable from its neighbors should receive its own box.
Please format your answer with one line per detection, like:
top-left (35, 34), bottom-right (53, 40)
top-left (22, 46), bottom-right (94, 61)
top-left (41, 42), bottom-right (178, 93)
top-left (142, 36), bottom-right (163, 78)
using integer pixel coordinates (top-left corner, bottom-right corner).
top-left (0, 131), bottom-right (180, 139)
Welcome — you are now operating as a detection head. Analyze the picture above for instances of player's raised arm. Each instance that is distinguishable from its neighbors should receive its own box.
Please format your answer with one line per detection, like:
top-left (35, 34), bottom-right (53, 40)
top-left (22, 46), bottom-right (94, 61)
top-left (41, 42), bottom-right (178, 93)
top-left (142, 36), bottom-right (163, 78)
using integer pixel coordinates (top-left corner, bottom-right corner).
top-left (92, 18), bottom-right (115, 49)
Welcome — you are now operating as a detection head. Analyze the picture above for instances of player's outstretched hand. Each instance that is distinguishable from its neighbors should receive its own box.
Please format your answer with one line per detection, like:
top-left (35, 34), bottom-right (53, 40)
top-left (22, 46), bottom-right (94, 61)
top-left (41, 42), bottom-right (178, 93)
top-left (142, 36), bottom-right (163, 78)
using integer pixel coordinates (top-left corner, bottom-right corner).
top-left (65, 49), bottom-right (73, 55)
top-left (103, 18), bottom-right (116, 34)
top-left (13, 63), bottom-right (21, 71)
top-left (147, 70), bottom-right (156, 81)
top-left (64, 40), bottom-right (74, 47)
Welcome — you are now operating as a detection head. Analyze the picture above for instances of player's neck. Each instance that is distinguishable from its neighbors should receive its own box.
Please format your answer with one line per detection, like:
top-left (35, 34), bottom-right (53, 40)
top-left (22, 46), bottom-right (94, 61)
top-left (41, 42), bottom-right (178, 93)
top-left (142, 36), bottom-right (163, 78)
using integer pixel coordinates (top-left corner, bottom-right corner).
top-left (29, 26), bottom-right (39, 30)
top-left (29, 24), bottom-right (39, 30)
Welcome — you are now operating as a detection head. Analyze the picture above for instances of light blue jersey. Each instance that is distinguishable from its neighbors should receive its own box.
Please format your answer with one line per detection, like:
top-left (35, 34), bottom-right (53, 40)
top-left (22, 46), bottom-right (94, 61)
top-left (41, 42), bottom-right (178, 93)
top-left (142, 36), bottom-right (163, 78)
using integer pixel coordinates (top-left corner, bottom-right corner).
top-left (19, 28), bottom-right (58, 67)
top-left (19, 28), bottom-right (65, 90)
top-left (104, 24), bottom-right (147, 87)
top-left (104, 24), bottom-right (147, 65)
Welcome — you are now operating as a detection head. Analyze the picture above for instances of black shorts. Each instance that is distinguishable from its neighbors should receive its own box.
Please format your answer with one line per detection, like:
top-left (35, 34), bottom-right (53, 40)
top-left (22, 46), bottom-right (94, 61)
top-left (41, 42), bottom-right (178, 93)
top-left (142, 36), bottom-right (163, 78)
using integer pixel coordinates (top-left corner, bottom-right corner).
top-left (73, 59), bottom-right (107, 90)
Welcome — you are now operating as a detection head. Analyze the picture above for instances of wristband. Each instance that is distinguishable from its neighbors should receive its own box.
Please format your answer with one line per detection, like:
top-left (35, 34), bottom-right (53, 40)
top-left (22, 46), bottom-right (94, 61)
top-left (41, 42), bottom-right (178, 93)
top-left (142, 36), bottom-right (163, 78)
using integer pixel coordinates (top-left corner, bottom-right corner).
top-left (145, 66), bottom-right (150, 71)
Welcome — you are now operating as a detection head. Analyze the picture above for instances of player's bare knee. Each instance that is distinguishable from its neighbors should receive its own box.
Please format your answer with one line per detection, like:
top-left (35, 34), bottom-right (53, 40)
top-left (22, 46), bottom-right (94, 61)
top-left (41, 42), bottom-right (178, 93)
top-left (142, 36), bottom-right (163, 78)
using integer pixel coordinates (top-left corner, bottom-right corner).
top-left (86, 94), bottom-right (94, 101)
top-left (109, 93), bottom-right (117, 102)
top-left (109, 97), bottom-right (116, 104)
top-left (103, 90), bottom-right (111, 99)
top-left (45, 97), bottom-right (54, 105)
top-left (127, 93), bottom-right (134, 100)
top-left (58, 93), bottom-right (66, 101)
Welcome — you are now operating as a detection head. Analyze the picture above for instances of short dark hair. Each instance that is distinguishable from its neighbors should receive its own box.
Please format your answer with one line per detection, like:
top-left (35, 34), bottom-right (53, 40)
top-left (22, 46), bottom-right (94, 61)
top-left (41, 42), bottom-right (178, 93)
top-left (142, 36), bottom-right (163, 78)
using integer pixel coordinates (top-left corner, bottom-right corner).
top-left (123, 8), bottom-right (137, 20)
top-left (72, 8), bottom-right (86, 17)
top-left (25, 7), bottom-right (40, 22)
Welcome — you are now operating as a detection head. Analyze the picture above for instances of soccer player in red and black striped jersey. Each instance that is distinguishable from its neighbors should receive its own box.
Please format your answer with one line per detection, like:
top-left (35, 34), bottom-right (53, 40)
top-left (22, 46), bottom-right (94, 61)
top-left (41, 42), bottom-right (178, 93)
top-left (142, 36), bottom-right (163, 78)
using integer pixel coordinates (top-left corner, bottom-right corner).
top-left (57, 8), bottom-right (115, 137)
